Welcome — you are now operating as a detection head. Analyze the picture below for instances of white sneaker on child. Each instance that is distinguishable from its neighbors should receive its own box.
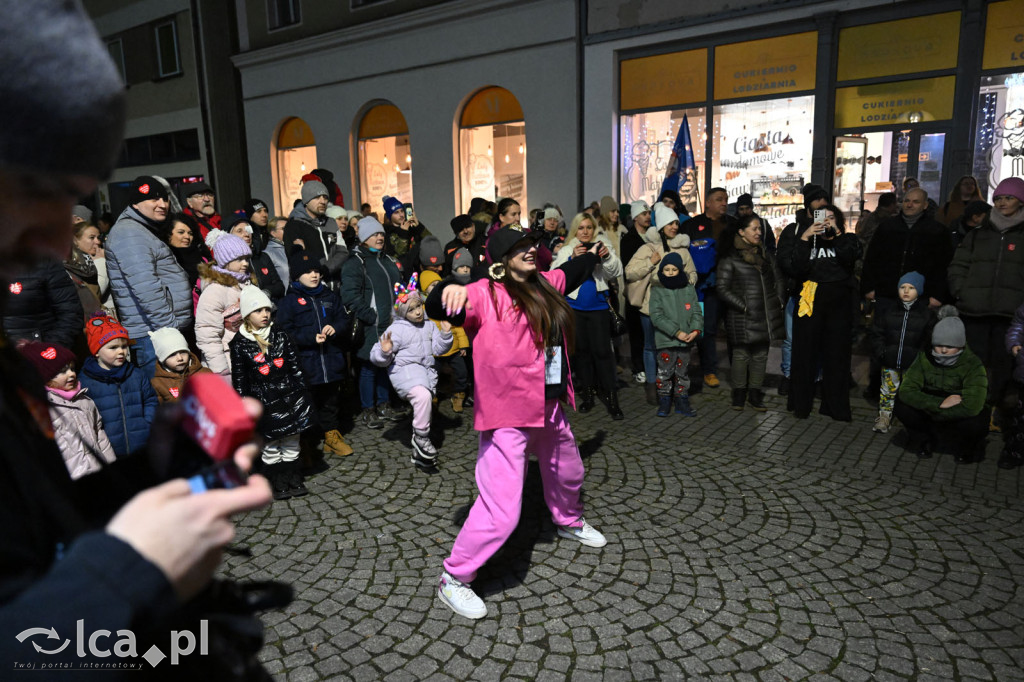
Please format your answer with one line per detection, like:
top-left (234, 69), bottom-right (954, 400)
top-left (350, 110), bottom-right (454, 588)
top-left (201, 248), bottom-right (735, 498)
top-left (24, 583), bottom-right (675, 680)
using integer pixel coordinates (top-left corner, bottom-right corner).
top-left (872, 413), bottom-right (891, 433)
top-left (556, 519), bottom-right (607, 548)
top-left (438, 571), bottom-right (487, 619)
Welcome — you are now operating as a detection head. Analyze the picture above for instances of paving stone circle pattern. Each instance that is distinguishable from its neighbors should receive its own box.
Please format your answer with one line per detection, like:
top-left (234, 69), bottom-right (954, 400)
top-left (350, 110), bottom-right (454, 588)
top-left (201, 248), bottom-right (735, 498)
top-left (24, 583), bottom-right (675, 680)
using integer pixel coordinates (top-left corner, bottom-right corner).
top-left (223, 379), bottom-right (1024, 681)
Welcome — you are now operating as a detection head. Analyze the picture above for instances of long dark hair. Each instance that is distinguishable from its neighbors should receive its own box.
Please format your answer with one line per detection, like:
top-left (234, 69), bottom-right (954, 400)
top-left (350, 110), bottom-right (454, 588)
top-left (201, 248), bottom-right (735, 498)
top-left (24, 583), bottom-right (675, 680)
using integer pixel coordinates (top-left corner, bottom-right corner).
top-left (823, 204), bottom-right (847, 234)
top-left (495, 198), bottom-right (520, 225)
top-left (488, 259), bottom-right (576, 354)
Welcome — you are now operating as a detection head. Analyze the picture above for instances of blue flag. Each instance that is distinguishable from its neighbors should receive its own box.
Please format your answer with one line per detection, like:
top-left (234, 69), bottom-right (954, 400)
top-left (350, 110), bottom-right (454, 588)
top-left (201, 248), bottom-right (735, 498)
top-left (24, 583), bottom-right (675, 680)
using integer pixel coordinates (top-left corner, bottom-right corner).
top-left (659, 114), bottom-right (696, 197)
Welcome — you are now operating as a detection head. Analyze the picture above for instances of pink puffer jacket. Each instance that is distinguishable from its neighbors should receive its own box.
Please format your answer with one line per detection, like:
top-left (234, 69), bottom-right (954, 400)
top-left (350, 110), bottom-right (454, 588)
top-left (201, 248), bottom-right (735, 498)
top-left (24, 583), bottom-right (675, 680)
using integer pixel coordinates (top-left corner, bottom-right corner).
top-left (47, 386), bottom-right (117, 480)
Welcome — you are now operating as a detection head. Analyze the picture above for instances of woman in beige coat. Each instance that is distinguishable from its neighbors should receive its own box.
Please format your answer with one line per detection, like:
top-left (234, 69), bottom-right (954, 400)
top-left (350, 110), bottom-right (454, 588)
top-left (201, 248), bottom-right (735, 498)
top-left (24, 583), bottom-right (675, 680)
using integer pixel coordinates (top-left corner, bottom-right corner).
top-left (624, 204), bottom-right (697, 404)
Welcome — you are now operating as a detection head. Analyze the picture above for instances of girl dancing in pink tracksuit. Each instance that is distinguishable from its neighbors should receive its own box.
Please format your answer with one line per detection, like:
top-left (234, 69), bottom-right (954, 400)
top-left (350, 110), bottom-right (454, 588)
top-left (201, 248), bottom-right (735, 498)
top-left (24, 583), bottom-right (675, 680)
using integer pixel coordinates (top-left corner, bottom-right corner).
top-left (425, 224), bottom-right (608, 619)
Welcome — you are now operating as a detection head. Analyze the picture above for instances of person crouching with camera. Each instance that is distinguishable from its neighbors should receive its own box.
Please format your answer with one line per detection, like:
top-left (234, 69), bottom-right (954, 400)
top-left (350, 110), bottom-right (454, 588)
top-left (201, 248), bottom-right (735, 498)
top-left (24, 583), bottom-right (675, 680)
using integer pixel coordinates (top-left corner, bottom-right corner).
top-left (776, 204), bottom-right (862, 421)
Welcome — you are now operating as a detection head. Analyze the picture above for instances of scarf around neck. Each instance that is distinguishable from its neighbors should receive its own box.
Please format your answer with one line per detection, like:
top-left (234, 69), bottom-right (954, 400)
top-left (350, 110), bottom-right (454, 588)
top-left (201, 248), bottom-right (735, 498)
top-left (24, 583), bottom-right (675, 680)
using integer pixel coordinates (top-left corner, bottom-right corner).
top-left (46, 382), bottom-right (82, 401)
top-left (240, 321), bottom-right (272, 351)
top-left (733, 233), bottom-right (765, 268)
top-left (212, 264), bottom-right (251, 283)
top-left (932, 348), bottom-right (963, 367)
top-left (64, 247), bottom-right (97, 280)
top-left (989, 206), bottom-right (1024, 232)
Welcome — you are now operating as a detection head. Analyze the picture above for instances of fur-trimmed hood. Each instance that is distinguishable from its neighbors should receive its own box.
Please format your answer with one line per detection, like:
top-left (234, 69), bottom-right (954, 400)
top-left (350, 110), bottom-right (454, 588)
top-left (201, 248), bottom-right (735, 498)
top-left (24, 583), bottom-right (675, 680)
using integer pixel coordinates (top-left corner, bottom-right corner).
top-left (643, 225), bottom-right (690, 249)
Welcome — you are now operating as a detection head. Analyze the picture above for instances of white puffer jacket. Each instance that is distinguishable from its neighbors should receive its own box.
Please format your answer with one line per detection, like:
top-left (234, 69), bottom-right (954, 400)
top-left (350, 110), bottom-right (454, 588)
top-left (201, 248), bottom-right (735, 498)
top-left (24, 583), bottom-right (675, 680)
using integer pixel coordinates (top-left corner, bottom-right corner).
top-left (550, 232), bottom-right (623, 299)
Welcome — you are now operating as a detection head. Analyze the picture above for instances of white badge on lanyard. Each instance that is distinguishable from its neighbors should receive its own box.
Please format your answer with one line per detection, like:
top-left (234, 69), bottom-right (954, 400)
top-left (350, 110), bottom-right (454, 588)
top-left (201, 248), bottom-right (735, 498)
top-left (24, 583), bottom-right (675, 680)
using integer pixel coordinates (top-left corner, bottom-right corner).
top-left (545, 346), bottom-right (562, 384)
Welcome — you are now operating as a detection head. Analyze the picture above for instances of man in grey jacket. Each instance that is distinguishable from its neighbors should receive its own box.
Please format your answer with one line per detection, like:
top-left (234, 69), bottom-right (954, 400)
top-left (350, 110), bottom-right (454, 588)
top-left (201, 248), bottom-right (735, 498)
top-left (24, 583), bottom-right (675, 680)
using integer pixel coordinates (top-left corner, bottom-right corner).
top-left (105, 176), bottom-right (193, 375)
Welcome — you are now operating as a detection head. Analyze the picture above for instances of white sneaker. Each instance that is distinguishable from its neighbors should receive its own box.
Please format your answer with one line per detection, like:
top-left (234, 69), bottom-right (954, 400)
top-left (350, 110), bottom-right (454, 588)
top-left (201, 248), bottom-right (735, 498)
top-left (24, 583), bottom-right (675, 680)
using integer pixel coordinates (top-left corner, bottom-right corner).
top-left (557, 519), bottom-right (607, 548)
top-left (633, 372), bottom-right (646, 384)
top-left (872, 413), bottom-right (891, 433)
top-left (437, 571), bottom-right (486, 619)
top-left (413, 433), bottom-right (437, 456)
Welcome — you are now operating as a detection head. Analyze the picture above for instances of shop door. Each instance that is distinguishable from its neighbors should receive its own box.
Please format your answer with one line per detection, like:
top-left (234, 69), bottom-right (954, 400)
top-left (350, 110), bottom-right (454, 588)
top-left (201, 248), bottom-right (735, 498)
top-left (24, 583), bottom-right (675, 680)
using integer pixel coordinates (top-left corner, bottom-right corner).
top-left (832, 136), bottom-right (868, 226)
top-left (831, 129), bottom-right (947, 228)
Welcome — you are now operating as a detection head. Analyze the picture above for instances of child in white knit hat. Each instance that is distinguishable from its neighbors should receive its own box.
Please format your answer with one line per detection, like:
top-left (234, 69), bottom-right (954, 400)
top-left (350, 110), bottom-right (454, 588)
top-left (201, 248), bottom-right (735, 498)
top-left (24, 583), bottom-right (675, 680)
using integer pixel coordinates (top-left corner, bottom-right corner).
top-left (229, 286), bottom-right (317, 500)
top-left (148, 327), bottom-right (210, 403)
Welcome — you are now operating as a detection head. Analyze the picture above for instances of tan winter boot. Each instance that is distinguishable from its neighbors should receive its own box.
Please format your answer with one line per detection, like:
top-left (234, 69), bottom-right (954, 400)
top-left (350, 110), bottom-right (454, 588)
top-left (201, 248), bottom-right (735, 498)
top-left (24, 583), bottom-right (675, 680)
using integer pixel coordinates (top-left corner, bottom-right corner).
top-left (324, 429), bottom-right (354, 457)
top-left (451, 391), bottom-right (465, 413)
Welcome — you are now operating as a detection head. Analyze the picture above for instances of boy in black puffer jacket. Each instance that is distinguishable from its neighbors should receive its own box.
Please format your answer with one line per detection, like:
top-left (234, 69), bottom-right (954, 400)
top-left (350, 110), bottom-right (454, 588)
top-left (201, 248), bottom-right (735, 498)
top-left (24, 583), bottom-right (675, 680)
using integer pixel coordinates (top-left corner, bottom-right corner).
top-left (869, 272), bottom-right (934, 433)
top-left (276, 252), bottom-right (353, 459)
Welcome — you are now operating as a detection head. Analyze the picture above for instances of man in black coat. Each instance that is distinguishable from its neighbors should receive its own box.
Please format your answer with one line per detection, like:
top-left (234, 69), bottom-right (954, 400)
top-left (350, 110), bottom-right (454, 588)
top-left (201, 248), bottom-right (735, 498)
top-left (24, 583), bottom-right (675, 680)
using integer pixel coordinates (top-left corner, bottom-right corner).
top-left (861, 188), bottom-right (953, 308)
top-left (682, 187), bottom-right (736, 389)
top-left (2, 258), bottom-right (83, 349)
top-left (0, 2), bottom-right (272, 675)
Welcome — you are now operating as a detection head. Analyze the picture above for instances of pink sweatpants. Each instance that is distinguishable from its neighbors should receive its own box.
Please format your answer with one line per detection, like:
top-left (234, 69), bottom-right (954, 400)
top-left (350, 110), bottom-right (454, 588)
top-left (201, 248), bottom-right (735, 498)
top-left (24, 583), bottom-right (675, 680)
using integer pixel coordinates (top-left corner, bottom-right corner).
top-left (404, 385), bottom-right (432, 434)
top-left (444, 399), bottom-right (585, 583)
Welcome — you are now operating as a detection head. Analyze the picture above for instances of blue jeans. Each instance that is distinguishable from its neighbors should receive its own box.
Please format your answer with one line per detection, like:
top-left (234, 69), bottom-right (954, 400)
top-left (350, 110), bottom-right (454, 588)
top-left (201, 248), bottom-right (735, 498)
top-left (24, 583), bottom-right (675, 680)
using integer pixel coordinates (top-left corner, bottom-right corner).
top-left (780, 296), bottom-right (796, 378)
top-left (359, 362), bottom-right (390, 409)
top-left (640, 314), bottom-right (657, 383)
top-left (131, 334), bottom-right (158, 378)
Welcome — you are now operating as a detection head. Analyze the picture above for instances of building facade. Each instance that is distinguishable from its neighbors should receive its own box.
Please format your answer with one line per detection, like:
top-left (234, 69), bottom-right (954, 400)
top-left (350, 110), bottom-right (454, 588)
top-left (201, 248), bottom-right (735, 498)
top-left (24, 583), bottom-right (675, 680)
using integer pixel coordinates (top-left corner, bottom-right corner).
top-left (221, 0), bottom-right (1024, 230)
top-left (84, 0), bottom-right (248, 216)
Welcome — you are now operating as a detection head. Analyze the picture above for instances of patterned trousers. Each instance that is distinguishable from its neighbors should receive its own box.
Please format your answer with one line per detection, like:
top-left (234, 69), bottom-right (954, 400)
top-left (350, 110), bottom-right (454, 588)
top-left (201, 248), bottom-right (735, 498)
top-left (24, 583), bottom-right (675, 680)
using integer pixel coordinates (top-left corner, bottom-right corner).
top-left (655, 347), bottom-right (691, 398)
top-left (879, 368), bottom-right (902, 416)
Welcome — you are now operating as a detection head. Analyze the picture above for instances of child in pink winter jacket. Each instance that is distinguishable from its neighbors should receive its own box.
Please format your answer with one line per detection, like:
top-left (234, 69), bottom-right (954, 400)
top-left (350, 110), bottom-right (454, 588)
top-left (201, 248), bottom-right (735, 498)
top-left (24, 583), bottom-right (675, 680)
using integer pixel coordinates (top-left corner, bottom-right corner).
top-left (371, 273), bottom-right (453, 470)
top-left (18, 341), bottom-right (116, 480)
top-left (424, 225), bottom-right (609, 620)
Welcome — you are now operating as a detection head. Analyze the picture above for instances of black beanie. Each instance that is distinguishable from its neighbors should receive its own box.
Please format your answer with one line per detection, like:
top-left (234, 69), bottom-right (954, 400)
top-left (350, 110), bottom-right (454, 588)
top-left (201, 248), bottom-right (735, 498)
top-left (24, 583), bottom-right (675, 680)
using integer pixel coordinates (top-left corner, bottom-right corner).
top-left (243, 198), bottom-right (268, 219)
top-left (802, 184), bottom-right (829, 209)
top-left (129, 176), bottom-right (169, 205)
top-left (0, 1), bottom-right (126, 179)
top-left (450, 214), bottom-right (473, 234)
top-left (289, 251), bottom-right (323, 281)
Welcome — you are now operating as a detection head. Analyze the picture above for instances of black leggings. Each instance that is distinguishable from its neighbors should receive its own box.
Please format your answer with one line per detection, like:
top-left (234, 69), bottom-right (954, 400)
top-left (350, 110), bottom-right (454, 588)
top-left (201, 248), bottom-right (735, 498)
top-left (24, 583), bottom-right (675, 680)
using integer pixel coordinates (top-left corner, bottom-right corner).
top-left (572, 308), bottom-right (616, 392)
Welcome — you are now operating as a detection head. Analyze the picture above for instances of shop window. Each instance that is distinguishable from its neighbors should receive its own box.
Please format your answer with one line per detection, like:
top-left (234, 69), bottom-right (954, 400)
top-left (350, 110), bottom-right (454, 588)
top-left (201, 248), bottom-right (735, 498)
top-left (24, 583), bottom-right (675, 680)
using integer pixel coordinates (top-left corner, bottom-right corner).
top-left (974, 72), bottom-right (1024, 200)
top-left (620, 109), bottom-right (707, 215)
top-left (358, 103), bottom-right (413, 219)
top-left (268, 0), bottom-right (301, 31)
top-left (710, 95), bottom-right (815, 232)
top-left (154, 20), bottom-right (181, 78)
top-left (458, 87), bottom-right (526, 214)
top-left (273, 117), bottom-right (318, 215)
top-left (117, 129), bottom-right (201, 168)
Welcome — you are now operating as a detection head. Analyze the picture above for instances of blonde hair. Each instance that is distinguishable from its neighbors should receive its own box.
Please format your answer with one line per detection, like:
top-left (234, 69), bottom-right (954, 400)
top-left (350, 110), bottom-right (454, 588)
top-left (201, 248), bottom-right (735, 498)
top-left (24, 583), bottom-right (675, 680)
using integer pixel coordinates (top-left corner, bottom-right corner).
top-left (567, 212), bottom-right (599, 243)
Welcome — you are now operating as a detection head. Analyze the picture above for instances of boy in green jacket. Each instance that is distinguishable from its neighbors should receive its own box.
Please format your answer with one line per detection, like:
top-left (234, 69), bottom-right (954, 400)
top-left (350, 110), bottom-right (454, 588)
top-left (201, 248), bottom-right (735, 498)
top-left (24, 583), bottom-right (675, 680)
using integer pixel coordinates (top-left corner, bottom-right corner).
top-left (895, 307), bottom-right (989, 462)
top-left (648, 253), bottom-right (704, 417)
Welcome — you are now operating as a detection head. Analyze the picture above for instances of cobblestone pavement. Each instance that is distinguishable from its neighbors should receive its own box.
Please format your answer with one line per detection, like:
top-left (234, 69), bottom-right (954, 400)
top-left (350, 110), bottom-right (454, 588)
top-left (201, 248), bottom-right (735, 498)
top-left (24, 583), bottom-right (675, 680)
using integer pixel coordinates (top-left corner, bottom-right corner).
top-left (223, 367), bottom-right (1024, 681)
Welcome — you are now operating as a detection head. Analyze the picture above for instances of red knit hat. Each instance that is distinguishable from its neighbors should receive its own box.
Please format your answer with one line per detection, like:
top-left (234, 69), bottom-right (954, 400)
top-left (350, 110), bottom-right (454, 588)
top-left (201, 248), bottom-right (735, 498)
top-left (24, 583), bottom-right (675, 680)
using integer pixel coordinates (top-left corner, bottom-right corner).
top-left (17, 342), bottom-right (76, 381)
top-left (86, 312), bottom-right (130, 355)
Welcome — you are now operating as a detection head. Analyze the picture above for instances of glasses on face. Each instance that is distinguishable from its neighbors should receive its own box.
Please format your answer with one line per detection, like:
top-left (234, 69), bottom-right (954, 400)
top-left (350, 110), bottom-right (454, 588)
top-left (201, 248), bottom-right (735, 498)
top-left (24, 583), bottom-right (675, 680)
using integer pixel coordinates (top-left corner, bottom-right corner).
top-left (195, 192), bottom-right (214, 199)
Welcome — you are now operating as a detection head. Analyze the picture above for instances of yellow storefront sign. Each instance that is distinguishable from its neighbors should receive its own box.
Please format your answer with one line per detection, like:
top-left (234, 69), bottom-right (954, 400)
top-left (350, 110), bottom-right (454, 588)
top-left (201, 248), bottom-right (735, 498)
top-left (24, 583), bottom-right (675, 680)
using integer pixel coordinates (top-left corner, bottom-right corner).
top-left (837, 13), bottom-right (960, 81)
top-left (714, 32), bottom-right (817, 99)
top-left (983, 0), bottom-right (1024, 70)
top-left (620, 48), bottom-right (708, 111)
top-left (834, 76), bottom-right (956, 128)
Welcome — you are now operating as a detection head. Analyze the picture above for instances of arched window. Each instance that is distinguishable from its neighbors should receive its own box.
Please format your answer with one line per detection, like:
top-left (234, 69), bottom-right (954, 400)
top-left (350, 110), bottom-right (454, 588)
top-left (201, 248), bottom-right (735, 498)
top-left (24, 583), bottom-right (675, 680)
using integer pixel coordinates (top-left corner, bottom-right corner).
top-left (274, 117), bottom-right (318, 215)
top-left (458, 86), bottom-right (526, 214)
top-left (357, 103), bottom-right (413, 220)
